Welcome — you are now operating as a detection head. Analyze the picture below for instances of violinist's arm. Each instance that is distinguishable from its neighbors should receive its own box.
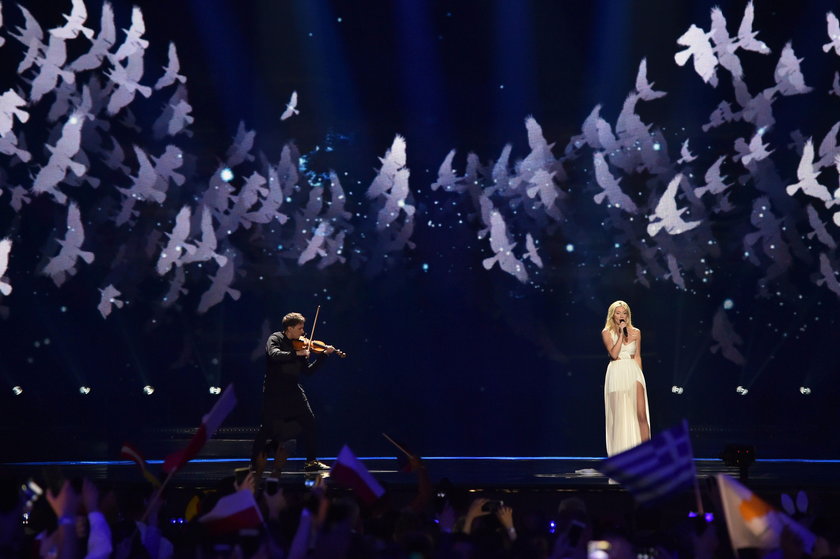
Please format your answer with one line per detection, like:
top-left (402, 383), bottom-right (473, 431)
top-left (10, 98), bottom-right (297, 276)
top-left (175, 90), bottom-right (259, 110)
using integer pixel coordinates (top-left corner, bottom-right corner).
top-left (266, 334), bottom-right (299, 363)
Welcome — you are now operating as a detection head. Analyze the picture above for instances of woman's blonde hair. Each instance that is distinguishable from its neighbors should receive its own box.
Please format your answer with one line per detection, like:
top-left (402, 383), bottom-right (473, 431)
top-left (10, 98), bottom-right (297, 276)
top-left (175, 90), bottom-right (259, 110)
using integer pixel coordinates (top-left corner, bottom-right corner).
top-left (603, 300), bottom-right (634, 332)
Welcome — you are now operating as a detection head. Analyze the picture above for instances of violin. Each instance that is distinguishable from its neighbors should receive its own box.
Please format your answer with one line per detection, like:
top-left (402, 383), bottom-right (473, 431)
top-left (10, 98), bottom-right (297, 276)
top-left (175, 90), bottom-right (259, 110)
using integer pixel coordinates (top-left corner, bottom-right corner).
top-left (291, 336), bottom-right (347, 358)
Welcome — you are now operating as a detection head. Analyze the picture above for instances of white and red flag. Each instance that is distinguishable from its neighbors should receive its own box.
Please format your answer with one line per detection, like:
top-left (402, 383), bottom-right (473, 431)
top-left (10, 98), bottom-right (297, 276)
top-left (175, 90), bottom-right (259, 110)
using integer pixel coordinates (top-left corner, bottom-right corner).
top-left (330, 445), bottom-right (385, 505)
top-left (162, 384), bottom-right (237, 474)
top-left (199, 490), bottom-right (263, 534)
top-left (717, 474), bottom-right (815, 553)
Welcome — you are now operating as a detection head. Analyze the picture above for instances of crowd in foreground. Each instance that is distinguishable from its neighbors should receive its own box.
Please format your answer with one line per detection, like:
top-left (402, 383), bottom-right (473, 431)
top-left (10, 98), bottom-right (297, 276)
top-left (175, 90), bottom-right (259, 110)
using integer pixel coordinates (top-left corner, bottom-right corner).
top-left (1, 455), bottom-right (839, 559)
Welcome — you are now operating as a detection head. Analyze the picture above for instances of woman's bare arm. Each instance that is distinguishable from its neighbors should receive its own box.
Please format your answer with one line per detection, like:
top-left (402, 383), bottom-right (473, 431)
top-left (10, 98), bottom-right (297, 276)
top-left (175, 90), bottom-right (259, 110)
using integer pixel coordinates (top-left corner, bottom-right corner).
top-left (602, 328), bottom-right (623, 360)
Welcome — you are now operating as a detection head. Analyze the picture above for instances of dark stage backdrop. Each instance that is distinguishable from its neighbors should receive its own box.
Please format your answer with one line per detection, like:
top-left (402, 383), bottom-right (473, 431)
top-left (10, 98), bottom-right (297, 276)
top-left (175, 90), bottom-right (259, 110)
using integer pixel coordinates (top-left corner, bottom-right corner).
top-left (0, 0), bottom-right (837, 461)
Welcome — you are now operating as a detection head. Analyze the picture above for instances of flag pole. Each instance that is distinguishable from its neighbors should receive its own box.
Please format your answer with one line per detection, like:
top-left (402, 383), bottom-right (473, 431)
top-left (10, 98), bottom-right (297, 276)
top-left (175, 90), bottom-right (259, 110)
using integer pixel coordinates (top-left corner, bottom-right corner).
top-left (693, 474), bottom-right (705, 515)
top-left (139, 467), bottom-right (176, 525)
top-left (686, 418), bottom-right (704, 515)
top-left (382, 432), bottom-right (412, 458)
top-left (126, 463), bottom-right (178, 549)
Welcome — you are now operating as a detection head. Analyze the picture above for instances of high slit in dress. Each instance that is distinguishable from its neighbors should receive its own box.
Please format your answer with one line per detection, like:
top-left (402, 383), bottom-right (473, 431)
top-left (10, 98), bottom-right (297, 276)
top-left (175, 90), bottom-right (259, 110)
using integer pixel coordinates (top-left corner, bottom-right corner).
top-left (604, 331), bottom-right (650, 456)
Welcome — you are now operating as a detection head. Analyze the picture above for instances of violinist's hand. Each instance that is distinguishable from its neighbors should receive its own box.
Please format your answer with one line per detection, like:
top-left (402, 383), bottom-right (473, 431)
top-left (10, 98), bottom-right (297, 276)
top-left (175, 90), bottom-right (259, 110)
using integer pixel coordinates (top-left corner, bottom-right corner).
top-left (325, 346), bottom-right (335, 355)
top-left (295, 337), bottom-right (310, 357)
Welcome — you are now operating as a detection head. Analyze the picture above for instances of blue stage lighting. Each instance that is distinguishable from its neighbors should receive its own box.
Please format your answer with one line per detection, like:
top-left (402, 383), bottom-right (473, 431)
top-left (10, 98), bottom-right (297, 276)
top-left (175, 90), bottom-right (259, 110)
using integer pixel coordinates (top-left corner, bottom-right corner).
top-left (220, 168), bottom-right (234, 182)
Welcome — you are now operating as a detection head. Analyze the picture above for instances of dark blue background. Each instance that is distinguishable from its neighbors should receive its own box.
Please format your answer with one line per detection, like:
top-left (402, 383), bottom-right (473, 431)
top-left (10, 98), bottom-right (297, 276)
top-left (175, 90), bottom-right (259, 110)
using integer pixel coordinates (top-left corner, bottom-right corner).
top-left (0, 0), bottom-right (836, 460)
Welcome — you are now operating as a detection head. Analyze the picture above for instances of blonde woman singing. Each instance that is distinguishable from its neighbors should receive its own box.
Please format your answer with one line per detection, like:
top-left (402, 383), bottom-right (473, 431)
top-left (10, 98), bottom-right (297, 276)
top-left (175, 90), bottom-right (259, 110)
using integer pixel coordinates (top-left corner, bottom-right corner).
top-left (601, 300), bottom-right (650, 456)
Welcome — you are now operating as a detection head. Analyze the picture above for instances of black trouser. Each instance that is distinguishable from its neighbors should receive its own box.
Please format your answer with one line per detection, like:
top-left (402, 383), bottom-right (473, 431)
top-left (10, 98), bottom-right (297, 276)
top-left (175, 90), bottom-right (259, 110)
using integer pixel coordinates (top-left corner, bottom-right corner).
top-left (251, 407), bottom-right (317, 466)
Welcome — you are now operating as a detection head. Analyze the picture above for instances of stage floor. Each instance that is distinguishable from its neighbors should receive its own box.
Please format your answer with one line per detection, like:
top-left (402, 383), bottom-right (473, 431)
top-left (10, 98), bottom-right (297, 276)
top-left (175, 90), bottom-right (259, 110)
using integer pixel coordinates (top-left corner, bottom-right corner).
top-left (3, 456), bottom-right (839, 491)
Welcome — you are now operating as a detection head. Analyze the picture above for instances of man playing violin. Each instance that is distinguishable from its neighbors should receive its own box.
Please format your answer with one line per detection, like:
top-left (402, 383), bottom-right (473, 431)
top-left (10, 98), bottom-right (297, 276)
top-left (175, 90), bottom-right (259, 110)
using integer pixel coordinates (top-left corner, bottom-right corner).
top-left (251, 312), bottom-right (335, 473)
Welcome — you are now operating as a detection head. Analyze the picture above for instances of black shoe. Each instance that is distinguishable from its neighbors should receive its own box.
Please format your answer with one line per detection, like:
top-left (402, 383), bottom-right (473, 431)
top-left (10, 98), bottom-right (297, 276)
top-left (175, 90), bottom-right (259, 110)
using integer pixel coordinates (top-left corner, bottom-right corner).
top-left (303, 460), bottom-right (330, 472)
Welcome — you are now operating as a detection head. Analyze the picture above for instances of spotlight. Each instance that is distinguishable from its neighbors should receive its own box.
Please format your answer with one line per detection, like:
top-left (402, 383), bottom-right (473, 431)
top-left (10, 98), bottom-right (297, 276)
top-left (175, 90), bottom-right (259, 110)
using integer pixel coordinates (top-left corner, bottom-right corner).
top-left (671, 385), bottom-right (684, 394)
top-left (220, 167), bottom-right (234, 182)
top-left (720, 443), bottom-right (756, 481)
top-left (799, 386), bottom-right (811, 395)
top-left (143, 385), bottom-right (155, 396)
top-left (79, 386), bottom-right (91, 395)
top-left (735, 385), bottom-right (749, 396)
top-left (11, 386), bottom-right (23, 396)
top-left (209, 386), bottom-right (221, 395)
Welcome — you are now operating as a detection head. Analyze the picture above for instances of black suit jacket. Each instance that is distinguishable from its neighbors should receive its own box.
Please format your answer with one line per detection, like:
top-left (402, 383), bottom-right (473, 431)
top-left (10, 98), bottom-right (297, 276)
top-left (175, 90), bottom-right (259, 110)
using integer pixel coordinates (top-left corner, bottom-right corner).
top-left (261, 332), bottom-right (325, 418)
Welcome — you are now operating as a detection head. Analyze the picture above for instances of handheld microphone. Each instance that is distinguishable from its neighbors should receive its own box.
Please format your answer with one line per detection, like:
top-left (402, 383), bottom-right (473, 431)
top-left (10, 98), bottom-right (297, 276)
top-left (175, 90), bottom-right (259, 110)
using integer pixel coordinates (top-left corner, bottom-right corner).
top-left (619, 319), bottom-right (628, 338)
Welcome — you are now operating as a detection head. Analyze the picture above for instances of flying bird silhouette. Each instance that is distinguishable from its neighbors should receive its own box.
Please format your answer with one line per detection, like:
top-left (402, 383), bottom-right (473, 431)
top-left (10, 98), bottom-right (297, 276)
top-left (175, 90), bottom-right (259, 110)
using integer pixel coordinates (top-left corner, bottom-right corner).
top-left (280, 90), bottom-right (299, 120)
top-left (50, 0), bottom-right (94, 40)
top-left (824, 12), bottom-right (840, 56)
top-left (785, 140), bottom-right (834, 205)
top-left (42, 202), bottom-right (95, 286)
top-left (0, 238), bottom-right (12, 296)
top-left (647, 174), bottom-right (702, 237)
top-left (635, 58), bottom-right (667, 100)
top-left (97, 284), bottom-right (124, 318)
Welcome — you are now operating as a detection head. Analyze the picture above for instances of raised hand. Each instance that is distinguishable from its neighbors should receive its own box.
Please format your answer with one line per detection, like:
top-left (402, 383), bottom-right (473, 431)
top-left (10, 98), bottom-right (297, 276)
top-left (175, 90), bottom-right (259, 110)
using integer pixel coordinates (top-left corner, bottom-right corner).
top-left (463, 498), bottom-right (489, 534)
top-left (235, 470), bottom-right (257, 494)
top-left (47, 479), bottom-right (80, 518)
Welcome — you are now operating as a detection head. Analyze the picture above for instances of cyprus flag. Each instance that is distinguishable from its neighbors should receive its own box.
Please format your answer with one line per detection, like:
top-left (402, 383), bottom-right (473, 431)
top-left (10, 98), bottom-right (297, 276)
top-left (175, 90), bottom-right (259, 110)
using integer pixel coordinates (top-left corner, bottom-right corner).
top-left (716, 474), bottom-right (815, 552)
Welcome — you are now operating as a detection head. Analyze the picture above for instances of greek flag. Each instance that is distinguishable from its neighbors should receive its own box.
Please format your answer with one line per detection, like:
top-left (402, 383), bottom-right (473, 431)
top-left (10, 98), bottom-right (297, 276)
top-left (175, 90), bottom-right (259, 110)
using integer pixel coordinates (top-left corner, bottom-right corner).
top-left (597, 419), bottom-right (696, 505)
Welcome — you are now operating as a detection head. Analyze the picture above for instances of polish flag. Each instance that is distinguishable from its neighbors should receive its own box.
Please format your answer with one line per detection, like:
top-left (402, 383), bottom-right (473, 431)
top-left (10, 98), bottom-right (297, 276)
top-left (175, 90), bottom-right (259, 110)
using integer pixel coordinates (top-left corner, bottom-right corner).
top-left (163, 384), bottom-right (237, 473)
top-left (199, 490), bottom-right (263, 534)
top-left (717, 474), bottom-right (815, 552)
top-left (330, 445), bottom-right (385, 505)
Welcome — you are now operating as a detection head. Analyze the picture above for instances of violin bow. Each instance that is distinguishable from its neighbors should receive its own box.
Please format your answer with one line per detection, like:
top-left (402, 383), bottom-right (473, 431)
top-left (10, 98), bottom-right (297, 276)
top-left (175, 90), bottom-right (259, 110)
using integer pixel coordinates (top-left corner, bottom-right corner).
top-left (307, 305), bottom-right (321, 351)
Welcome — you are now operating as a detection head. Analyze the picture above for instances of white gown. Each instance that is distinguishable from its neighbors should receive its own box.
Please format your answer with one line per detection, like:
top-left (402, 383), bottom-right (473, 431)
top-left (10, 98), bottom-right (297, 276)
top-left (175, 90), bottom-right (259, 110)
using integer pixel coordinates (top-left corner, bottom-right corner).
top-left (604, 331), bottom-right (650, 456)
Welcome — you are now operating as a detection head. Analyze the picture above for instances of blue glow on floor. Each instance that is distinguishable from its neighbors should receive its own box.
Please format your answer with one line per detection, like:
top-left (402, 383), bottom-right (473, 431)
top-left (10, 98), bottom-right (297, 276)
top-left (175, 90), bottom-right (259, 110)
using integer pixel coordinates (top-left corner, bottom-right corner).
top-left (3, 456), bottom-right (840, 466)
